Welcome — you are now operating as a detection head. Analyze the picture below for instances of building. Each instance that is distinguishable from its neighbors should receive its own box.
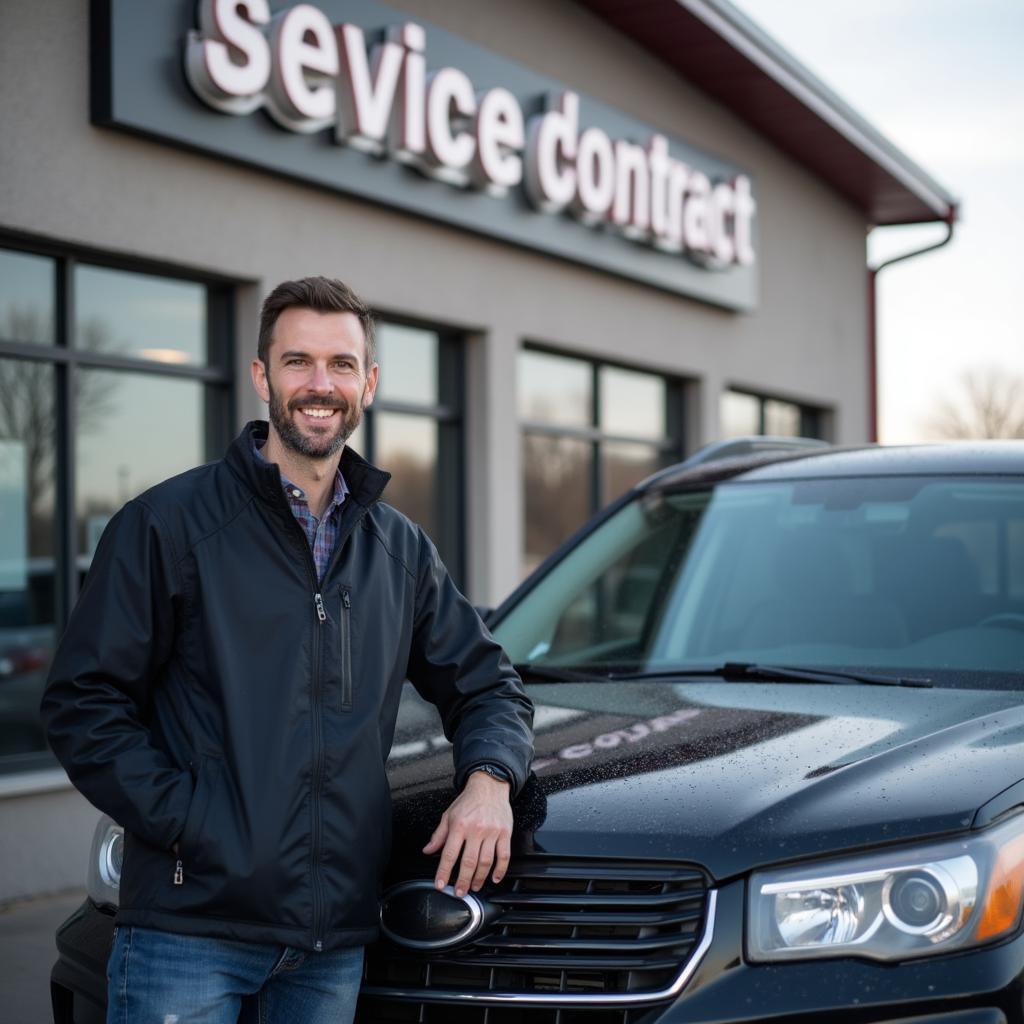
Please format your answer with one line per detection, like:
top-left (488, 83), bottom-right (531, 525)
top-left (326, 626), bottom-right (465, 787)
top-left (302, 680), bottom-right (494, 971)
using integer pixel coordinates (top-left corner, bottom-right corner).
top-left (0, 0), bottom-right (955, 901)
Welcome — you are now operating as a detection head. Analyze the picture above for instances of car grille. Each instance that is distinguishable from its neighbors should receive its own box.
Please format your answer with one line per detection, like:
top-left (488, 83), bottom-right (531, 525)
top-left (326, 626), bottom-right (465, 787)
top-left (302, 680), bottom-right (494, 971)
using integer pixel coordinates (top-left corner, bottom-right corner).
top-left (357, 857), bottom-right (711, 1023)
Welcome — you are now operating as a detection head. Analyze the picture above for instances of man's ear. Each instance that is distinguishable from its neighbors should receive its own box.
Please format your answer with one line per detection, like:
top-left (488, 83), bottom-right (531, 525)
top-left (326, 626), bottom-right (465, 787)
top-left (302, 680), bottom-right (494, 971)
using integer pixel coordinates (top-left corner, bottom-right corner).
top-left (362, 363), bottom-right (380, 410)
top-left (251, 358), bottom-right (270, 404)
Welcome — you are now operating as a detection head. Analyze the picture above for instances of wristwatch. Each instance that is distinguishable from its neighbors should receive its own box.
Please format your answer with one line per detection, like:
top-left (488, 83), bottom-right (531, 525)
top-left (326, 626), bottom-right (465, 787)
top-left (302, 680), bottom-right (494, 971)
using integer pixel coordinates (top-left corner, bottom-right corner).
top-left (472, 762), bottom-right (513, 785)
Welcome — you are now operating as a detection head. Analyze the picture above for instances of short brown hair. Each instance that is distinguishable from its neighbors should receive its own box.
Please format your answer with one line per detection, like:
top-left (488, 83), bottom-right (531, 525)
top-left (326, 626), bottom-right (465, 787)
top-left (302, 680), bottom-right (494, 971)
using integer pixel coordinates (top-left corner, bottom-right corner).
top-left (258, 276), bottom-right (376, 368)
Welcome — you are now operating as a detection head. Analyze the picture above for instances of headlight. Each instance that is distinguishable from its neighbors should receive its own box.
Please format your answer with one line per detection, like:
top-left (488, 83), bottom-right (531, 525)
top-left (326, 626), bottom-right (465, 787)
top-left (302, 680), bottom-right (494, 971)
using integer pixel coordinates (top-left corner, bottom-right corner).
top-left (86, 816), bottom-right (124, 909)
top-left (748, 811), bottom-right (1024, 962)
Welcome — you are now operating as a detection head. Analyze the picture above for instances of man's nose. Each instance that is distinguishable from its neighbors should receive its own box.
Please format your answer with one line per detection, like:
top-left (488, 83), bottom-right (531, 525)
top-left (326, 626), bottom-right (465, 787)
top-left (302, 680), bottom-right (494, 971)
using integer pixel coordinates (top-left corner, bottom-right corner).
top-left (308, 362), bottom-right (334, 392)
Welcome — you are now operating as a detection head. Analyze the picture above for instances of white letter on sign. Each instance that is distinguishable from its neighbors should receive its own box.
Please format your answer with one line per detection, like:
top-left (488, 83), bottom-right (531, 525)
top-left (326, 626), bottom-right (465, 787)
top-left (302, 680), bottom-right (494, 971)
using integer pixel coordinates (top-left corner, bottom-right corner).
top-left (732, 175), bottom-right (757, 266)
top-left (572, 126), bottom-right (615, 223)
top-left (266, 4), bottom-right (339, 132)
top-left (471, 87), bottom-right (525, 194)
top-left (336, 23), bottom-right (404, 153)
top-left (524, 92), bottom-right (578, 213)
top-left (612, 139), bottom-right (650, 237)
top-left (185, 0), bottom-right (271, 115)
top-left (425, 67), bottom-right (478, 183)
top-left (389, 23), bottom-right (427, 162)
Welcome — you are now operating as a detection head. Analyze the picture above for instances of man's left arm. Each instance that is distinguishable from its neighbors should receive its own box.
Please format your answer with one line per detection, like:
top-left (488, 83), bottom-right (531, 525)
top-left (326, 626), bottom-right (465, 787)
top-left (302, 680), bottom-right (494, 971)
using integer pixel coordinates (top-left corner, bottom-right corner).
top-left (406, 529), bottom-right (534, 897)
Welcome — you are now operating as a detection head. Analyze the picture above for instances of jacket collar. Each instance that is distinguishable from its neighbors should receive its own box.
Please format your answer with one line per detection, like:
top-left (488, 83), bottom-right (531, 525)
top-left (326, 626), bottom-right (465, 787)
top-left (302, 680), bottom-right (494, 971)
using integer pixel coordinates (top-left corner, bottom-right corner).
top-left (226, 421), bottom-right (391, 510)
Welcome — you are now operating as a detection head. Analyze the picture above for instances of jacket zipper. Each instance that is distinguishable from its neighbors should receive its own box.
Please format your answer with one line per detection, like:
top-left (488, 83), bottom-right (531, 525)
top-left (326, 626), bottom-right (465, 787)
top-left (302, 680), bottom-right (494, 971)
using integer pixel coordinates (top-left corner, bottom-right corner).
top-left (173, 758), bottom-right (196, 885)
top-left (279, 495), bottom-right (373, 952)
top-left (311, 588), bottom-right (326, 951)
top-left (340, 590), bottom-right (352, 710)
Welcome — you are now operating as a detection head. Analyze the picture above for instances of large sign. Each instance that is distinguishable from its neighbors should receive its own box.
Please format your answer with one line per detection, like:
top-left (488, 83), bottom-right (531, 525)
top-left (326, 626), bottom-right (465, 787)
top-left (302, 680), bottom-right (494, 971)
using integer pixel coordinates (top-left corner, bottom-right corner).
top-left (93, 0), bottom-right (759, 309)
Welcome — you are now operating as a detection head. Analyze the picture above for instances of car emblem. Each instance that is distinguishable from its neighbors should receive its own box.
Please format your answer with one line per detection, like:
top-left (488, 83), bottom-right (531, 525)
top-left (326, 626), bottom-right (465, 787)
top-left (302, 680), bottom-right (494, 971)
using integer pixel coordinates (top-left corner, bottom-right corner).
top-left (379, 880), bottom-right (487, 950)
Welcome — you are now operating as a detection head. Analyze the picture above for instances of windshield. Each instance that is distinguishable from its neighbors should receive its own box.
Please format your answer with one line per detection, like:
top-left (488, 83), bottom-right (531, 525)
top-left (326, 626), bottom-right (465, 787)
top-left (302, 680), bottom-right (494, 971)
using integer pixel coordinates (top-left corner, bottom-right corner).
top-left (493, 476), bottom-right (1024, 688)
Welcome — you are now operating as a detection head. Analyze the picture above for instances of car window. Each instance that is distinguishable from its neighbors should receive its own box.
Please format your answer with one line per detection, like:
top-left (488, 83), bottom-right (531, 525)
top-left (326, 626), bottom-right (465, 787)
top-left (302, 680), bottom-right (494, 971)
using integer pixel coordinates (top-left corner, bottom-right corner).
top-left (493, 476), bottom-right (1024, 687)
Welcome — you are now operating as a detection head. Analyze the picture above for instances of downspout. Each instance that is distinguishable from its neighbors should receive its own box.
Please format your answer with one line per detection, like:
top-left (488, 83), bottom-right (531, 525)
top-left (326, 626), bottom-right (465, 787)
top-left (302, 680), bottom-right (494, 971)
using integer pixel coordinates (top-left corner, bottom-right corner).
top-left (866, 208), bottom-right (957, 441)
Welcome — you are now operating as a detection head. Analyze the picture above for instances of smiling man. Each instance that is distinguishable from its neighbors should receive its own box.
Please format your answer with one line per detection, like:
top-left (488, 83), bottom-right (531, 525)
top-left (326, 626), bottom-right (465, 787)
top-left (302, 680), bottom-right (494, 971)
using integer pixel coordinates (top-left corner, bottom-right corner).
top-left (41, 276), bottom-right (534, 1023)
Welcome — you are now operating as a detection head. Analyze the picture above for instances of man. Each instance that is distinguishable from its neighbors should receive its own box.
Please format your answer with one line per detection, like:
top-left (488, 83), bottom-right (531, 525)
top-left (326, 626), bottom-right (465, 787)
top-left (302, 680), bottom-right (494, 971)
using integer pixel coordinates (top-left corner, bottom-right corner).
top-left (41, 276), bottom-right (534, 1023)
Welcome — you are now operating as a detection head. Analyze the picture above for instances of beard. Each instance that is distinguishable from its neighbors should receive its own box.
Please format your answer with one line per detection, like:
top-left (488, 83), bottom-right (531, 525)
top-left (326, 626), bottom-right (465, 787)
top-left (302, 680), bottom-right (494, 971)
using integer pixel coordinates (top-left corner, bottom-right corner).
top-left (267, 377), bottom-right (363, 459)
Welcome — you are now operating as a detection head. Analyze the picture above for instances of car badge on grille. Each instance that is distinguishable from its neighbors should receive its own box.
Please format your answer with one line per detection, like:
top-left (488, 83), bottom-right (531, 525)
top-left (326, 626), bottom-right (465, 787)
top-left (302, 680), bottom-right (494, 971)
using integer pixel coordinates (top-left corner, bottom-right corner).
top-left (379, 880), bottom-right (487, 950)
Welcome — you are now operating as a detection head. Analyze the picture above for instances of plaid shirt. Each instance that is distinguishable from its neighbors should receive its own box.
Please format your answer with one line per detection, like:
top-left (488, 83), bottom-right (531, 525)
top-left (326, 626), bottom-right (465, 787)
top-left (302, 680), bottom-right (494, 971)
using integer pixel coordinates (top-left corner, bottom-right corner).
top-left (254, 440), bottom-right (349, 583)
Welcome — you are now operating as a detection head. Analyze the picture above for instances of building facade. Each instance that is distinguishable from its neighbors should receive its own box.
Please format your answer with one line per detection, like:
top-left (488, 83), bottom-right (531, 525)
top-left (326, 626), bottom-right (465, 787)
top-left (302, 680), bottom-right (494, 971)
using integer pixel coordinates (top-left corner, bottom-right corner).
top-left (0, 0), bottom-right (955, 900)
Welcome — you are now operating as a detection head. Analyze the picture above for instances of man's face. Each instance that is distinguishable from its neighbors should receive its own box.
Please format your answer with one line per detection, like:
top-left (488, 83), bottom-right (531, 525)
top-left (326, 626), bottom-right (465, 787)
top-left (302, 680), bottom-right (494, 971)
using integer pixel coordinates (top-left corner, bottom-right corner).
top-left (251, 307), bottom-right (378, 460)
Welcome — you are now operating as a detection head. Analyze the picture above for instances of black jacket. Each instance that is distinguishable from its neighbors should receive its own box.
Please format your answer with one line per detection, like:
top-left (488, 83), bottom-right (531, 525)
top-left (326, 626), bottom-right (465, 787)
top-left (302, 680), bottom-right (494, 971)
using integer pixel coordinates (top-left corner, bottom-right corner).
top-left (41, 422), bottom-right (534, 951)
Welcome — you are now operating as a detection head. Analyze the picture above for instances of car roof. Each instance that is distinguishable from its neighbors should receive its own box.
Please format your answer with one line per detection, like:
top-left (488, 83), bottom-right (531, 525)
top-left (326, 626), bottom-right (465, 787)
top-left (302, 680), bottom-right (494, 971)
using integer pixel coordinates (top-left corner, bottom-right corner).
top-left (646, 440), bottom-right (1024, 492)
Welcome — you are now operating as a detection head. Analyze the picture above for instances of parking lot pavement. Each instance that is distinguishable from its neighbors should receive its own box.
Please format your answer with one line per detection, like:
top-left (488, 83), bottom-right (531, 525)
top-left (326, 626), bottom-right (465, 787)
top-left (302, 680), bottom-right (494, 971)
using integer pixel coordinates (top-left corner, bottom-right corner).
top-left (0, 889), bottom-right (85, 1024)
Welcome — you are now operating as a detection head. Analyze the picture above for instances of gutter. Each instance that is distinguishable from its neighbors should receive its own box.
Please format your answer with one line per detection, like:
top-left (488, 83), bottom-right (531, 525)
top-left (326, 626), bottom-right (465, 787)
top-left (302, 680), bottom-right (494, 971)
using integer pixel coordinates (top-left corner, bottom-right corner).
top-left (866, 210), bottom-right (957, 441)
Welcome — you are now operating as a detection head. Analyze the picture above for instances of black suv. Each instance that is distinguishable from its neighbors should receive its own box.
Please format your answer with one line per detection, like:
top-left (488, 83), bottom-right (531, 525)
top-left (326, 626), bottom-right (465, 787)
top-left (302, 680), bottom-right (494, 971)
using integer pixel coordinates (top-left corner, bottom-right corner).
top-left (53, 440), bottom-right (1024, 1023)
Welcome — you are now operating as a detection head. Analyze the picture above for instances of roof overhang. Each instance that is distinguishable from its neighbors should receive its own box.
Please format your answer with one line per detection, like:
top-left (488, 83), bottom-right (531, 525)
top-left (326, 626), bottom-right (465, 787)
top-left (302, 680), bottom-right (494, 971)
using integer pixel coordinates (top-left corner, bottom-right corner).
top-left (577, 0), bottom-right (958, 225)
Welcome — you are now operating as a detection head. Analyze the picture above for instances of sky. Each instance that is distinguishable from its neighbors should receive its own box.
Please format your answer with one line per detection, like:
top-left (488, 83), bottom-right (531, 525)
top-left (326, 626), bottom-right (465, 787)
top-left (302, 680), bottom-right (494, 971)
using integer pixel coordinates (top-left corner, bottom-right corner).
top-left (729, 0), bottom-right (1024, 443)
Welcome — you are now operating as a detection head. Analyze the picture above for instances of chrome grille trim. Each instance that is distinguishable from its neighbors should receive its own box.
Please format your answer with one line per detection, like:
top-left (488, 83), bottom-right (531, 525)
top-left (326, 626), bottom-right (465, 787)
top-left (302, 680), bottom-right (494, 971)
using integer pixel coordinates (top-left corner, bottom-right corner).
top-left (361, 888), bottom-right (717, 1007)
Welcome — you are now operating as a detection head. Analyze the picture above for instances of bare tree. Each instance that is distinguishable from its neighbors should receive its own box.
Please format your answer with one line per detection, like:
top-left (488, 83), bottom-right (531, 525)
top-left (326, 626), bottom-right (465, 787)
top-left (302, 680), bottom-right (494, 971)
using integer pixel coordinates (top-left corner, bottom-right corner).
top-left (925, 365), bottom-right (1024, 440)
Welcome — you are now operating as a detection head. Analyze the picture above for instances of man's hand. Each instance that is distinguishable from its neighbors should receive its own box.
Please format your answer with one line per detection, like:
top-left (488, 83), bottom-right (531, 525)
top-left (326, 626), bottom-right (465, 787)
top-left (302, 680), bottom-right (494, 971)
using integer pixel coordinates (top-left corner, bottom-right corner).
top-left (423, 770), bottom-right (513, 897)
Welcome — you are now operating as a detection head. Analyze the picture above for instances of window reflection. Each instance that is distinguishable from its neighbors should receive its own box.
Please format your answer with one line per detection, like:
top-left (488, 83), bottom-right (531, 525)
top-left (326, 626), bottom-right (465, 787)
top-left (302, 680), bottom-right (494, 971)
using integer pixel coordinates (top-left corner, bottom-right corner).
top-left (361, 322), bottom-right (463, 584)
top-left (764, 399), bottom-right (801, 437)
top-left (518, 350), bottom-right (591, 428)
top-left (375, 412), bottom-right (438, 541)
top-left (75, 265), bottom-right (207, 366)
top-left (522, 434), bottom-right (590, 577)
top-left (0, 249), bottom-right (55, 346)
top-left (0, 359), bottom-right (57, 762)
top-left (602, 442), bottom-right (665, 504)
top-left (76, 370), bottom-right (204, 562)
top-left (722, 389), bottom-right (824, 441)
top-left (375, 324), bottom-right (438, 405)
top-left (520, 349), bottom-right (681, 575)
top-left (721, 390), bottom-right (760, 438)
top-left (599, 367), bottom-right (666, 439)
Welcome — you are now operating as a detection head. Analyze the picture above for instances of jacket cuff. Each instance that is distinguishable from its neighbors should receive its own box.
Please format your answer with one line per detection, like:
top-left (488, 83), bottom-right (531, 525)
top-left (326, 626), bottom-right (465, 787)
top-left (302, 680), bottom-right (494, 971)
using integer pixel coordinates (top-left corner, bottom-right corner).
top-left (456, 757), bottom-right (522, 798)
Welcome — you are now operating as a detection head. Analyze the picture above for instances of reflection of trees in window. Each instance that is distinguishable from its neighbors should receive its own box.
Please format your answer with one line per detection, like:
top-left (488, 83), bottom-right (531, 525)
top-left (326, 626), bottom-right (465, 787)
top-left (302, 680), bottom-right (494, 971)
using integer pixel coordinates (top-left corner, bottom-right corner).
top-left (519, 350), bottom-right (683, 575)
top-left (362, 325), bottom-right (463, 584)
top-left (603, 445), bottom-right (663, 506)
top-left (378, 451), bottom-right (436, 541)
top-left (721, 388), bottom-right (825, 441)
top-left (522, 434), bottom-right (589, 572)
top-left (0, 311), bottom-right (117, 555)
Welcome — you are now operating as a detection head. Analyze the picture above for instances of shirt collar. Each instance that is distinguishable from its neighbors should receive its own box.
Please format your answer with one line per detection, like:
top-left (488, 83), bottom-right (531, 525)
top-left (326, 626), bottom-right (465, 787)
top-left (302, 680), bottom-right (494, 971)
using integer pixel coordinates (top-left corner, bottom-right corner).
top-left (252, 437), bottom-right (349, 511)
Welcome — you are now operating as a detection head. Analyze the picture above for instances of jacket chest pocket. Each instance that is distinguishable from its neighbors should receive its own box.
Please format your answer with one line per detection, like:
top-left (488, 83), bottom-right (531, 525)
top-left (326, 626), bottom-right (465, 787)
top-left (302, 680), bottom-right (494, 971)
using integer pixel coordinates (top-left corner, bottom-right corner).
top-left (339, 589), bottom-right (352, 712)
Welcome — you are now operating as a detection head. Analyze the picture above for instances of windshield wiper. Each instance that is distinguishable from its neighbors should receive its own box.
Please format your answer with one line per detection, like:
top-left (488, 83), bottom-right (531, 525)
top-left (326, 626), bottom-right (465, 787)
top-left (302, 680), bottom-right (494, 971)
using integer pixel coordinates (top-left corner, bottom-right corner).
top-left (515, 661), bottom-right (933, 688)
top-left (612, 662), bottom-right (933, 688)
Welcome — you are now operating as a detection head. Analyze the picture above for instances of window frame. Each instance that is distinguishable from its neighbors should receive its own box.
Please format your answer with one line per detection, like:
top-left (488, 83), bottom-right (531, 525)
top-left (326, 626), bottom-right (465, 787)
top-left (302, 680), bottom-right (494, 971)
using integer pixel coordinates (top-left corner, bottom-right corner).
top-left (520, 343), bottom-right (685, 564)
top-left (722, 386), bottom-right (827, 441)
top-left (0, 234), bottom-right (236, 773)
top-left (358, 314), bottom-right (466, 587)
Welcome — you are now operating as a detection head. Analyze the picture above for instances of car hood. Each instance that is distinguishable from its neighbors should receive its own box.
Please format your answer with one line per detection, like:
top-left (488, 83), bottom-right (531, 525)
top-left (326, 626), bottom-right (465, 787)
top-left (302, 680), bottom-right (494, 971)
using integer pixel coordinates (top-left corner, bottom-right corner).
top-left (387, 680), bottom-right (1024, 881)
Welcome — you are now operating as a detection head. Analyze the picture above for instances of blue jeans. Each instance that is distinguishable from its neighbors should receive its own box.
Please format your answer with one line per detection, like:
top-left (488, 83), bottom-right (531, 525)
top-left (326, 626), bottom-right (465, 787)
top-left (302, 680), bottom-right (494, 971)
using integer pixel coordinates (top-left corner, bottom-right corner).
top-left (106, 925), bottom-right (364, 1024)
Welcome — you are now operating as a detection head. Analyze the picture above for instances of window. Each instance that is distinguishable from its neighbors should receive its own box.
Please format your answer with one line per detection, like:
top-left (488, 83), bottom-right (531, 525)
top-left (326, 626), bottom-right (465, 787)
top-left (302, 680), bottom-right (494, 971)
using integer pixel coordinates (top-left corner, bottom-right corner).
top-left (519, 347), bottom-right (683, 577)
top-left (347, 322), bottom-right (464, 585)
top-left (721, 388), bottom-right (825, 440)
top-left (0, 240), bottom-right (233, 773)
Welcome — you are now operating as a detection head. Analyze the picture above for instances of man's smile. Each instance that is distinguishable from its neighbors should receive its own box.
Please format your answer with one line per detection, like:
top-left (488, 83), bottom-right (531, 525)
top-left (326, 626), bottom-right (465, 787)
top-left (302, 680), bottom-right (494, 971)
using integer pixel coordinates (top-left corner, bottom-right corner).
top-left (297, 407), bottom-right (339, 420)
